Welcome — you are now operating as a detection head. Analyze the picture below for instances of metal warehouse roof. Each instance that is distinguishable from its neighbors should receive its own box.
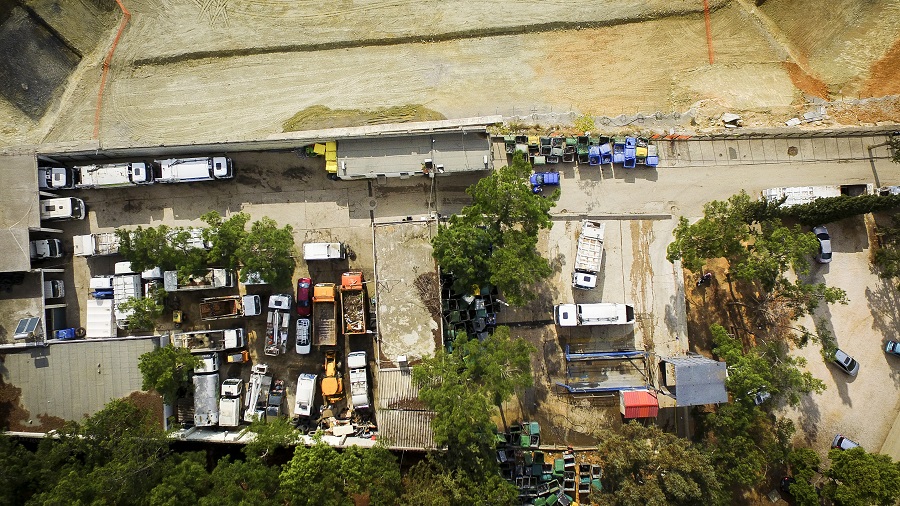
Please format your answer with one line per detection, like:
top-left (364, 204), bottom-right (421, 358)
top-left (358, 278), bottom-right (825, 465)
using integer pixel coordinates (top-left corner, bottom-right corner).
top-left (336, 131), bottom-right (491, 179)
top-left (376, 368), bottom-right (435, 450)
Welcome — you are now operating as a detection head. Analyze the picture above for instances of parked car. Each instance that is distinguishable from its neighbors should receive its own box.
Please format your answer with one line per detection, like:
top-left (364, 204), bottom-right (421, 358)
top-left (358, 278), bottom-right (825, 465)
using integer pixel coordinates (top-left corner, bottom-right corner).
top-left (296, 277), bottom-right (312, 316)
top-left (886, 340), bottom-right (900, 356)
top-left (813, 225), bottom-right (832, 263)
top-left (296, 318), bottom-right (311, 354)
top-left (832, 348), bottom-right (860, 376)
top-left (752, 389), bottom-right (771, 405)
top-left (831, 434), bottom-right (860, 451)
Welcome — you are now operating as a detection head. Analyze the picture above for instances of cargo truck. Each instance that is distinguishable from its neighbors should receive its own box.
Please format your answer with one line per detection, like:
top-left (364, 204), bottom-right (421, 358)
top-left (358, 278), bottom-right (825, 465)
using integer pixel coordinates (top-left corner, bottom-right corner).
top-left (38, 167), bottom-right (75, 190)
top-left (293, 373), bottom-right (317, 418)
top-left (339, 272), bottom-right (367, 335)
top-left (30, 239), bottom-right (63, 260)
top-left (163, 268), bottom-right (233, 292)
top-left (172, 328), bottom-right (246, 353)
top-left (73, 232), bottom-right (120, 257)
top-left (313, 283), bottom-right (338, 346)
top-left (74, 162), bottom-right (155, 189)
top-left (40, 197), bottom-right (85, 221)
top-left (218, 378), bottom-right (243, 427)
top-left (244, 364), bottom-right (272, 423)
top-left (264, 294), bottom-right (292, 357)
top-left (761, 184), bottom-right (874, 208)
top-left (156, 156), bottom-right (233, 183)
top-left (199, 295), bottom-right (261, 320)
top-left (572, 220), bottom-right (605, 290)
top-left (347, 351), bottom-right (370, 410)
top-left (554, 303), bottom-right (635, 327)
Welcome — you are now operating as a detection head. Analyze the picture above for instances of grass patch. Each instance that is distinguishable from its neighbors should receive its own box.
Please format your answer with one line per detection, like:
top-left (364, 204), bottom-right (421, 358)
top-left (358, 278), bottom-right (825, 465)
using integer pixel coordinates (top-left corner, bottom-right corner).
top-left (282, 104), bottom-right (445, 132)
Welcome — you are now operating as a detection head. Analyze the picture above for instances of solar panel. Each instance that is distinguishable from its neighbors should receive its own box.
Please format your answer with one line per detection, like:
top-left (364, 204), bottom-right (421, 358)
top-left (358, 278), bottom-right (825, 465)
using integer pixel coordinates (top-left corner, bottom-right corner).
top-left (13, 317), bottom-right (41, 339)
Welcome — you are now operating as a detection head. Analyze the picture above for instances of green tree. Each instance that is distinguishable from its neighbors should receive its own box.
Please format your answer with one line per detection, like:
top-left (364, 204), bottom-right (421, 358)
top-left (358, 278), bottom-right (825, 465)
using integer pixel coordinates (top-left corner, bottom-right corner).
top-left (432, 152), bottom-right (556, 305)
top-left (280, 436), bottom-right (348, 506)
top-left (148, 452), bottom-right (212, 506)
top-left (202, 211), bottom-right (250, 270)
top-left (874, 212), bottom-right (900, 289)
top-left (243, 417), bottom-right (298, 463)
top-left (823, 448), bottom-right (900, 506)
top-left (781, 194), bottom-right (900, 226)
top-left (200, 456), bottom-right (281, 506)
top-left (118, 287), bottom-right (166, 331)
top-left (890, 134), bottom-right (900, 165)
top-left (786, 447), bottom-right (820, 506)
top-left (398, 455), bottom-right (517, 506)
top-left (593, 422), bottom-right (726, 506)
top-left (0, 435), bottom-right (39, 506)
top-left (117, 225), bottom-right (174, 272)
top-left (237, 217), bottom-right (296, 288)
top-left (339, 445), bottom-right (402, 505)
top-left (138, 346), bottom-right (200, 404)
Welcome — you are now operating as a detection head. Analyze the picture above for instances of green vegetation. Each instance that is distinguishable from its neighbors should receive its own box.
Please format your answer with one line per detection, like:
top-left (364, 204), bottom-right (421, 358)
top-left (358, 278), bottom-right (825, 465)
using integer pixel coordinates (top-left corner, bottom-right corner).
top-left (823, 447), bottom-right (900, 506)
top-left (118, 286), bottom-right (166, 331)
top-left (137, 346), bottom-right (200, 404)
top-left (874, 212), bottom-right (900, 290)
top-left (238, 216), bottom-right (296, 287)
top-left (283, 104), bottom-right (445, 132)
top-left (573, 113), bottom-right (596, 135)
top-left (890, 134), bottom-right (900, 165)
top-left (432, 152), bottom-right (556, 305)
top-left (779, 194), bottom-right (900, 226)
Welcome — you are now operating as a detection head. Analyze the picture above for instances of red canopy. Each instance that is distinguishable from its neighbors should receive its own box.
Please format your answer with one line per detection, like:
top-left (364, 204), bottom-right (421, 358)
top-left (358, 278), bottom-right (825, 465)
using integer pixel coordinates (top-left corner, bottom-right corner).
top-left (620, 390), bottom-right (659, 419)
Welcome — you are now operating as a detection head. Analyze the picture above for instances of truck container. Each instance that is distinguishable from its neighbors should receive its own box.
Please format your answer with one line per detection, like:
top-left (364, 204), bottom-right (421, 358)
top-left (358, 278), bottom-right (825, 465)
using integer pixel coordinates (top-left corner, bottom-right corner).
top-left (219, 378), bottom-right (243, 427)
top-left (244, 364), bottom-right (272, 423)
top-left (163, 268), bottom-right (233, 292)
top-left (347, 351), bottom-right (370, 410)
top-left (85, 298), bottom-right (115, 338)
top-left (339, 272), bottom-right (367, 336)
top-left (72, 232), bottom-right (120, 257)
top-left (43, 280), bottom-right (65, 299)
top-left (38, 167), bottom-right (75, 190)
top-left (113, 273), bottom-right (142, 329)
top-left (199, 295), bottom-right (262, 320)
top-left (264, 294), bottom-right (292, 357)
top-left (303, 242), bottom-right (346, 260)
top-left (193, 372), bottom-right (220, 427)
top-left (74, 162), bottom-right (155, 189)
top-left (156, 156), bottom-right (233, 183)
top-left (293, 373), bottom-right (317, 418)
top-left (40, 197), bottom-right (85, 221)
top-left (30, 239), bottom-right (63, 260)
top-left (173, 329), bottom-right (246, 353)
top-left (761, 184), bottom-right (874, 208)
top-left (312, 283), bottom-right (337, 346)
top-left (554, 303), bottom-right (635, 327)
top-left (572, 220), bottom-right (605, 290)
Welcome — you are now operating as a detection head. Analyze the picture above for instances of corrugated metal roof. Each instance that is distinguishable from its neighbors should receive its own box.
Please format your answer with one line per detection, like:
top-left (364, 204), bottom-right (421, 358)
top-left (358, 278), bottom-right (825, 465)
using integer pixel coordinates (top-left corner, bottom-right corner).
top-left (376, 368), bottom-right (435, 449)
top-left (620, 390), bottom-right (659, 419)
top-left (661, 355), bottom-right (729, 406)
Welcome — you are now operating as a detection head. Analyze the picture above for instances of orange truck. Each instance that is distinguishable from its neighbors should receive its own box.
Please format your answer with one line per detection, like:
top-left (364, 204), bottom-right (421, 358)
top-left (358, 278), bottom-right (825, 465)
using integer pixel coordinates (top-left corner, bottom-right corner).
top-left (339, 272), bottom-right (367, 336)
top-left (312, 283), bottom-right (337, 346)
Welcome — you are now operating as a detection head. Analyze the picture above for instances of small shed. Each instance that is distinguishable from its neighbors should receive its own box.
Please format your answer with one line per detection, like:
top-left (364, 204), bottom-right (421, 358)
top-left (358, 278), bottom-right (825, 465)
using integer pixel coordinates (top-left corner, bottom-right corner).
top-left (659, 354), bottom-right (728, 406)
top-left (620, 390), bottom-right (659, 419)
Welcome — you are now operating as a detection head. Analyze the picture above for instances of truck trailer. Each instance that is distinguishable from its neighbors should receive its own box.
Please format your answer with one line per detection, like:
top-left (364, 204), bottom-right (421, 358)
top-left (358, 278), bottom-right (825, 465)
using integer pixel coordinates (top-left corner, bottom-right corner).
top-left (156, 157), bottom-right (233, 183)
top-left (163, 268), bottom-right (234, 292)
top-left (313, 283), bottom-right (338, 346)
top-left (75, 162), bottom-right (155, 189)
top-left (113, 272), bottom-right (142, 329)
top-left (761, 184), bottom-right (874, 207)
top-left (339, 272), bottom-right (367, 335)
top-left (554, 303), bottom-right (635, 327)
top-left (73, 232), bottom-right (120, 257)
top-left (572, 220), bottom-right (605, 290)
top-left (199, 295), bottom-right (261, 320)
top-left (193, 372), bottom-right (220, 427)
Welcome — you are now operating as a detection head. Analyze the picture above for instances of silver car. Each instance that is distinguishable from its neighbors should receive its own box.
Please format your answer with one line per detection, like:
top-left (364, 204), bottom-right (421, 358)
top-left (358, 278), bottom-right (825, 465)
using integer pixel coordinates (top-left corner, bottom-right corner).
top-left (831, 434), bottom-right (860, 451)
top-left (813, 225), bottom-right (832, 263)
top-left (832, 348), bottom-right (859, 376)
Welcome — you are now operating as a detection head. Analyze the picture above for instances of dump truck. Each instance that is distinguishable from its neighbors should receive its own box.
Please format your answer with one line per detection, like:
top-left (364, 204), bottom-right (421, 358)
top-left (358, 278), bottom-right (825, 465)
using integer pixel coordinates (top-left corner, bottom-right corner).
top-left (340, 272), bottom-right (367, 336)
top-left (200, 295), bottom-right (262, 320)
top-left (264, 294), bottom-right (292, 356)
top-left (164, 268), bottom-right (233, 292)
top-left (572, 220), bottom-right (605, 290)
top-left (75, 162), bottom-right (155, 189)
top-left (347, 351), bottom-right (370, 410)
top-left (554, 303), bottom-right (635, 326)
top-left (244, 364), bottom-right (272, 423)
top-left (313, 283), bottom-right (338, 346)
top-left (321, 349), bottom-right (344, 404)
top-left (173, 328), bottom-right (246, 353)
top-left (218, 378), bottom-right (243, 427)
top-left (73, 232), bottom-right (120, 257)
top-left (761, 183), bottom-right (874, 208)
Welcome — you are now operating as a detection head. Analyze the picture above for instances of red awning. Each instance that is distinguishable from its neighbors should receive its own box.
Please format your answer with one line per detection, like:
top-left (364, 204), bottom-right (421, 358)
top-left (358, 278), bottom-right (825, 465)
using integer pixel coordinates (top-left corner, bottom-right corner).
top-left (620, 390), bottom-right (659, 419)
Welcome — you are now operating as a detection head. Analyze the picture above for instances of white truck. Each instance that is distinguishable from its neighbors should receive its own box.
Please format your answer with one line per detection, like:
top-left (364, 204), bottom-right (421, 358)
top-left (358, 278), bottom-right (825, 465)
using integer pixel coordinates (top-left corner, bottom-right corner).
top-left (761, 183), bottom-right (874, 207)
top-left (193, 371), bottom-right (220, 427)
top-left (73, 232), bottom-right (120, 257)
top-left (303, 242), bottom-right (346, 260)
top-left (293, 373), bottom-right (317, 418)
top-left (43, 280), bottom-right (65, 299)
top-left (244, 364), bottom-right (272, 423)
top-left (163, 268), bottom-right (234, 292)
top-left (554, 303), bottom-right (635, 327)
top-left (172, 329), bottom-right (246, 353)
top-left (40, 197), bottom-right (86, 221)
top-left (572, 220), bottom-right (605, 290)
top-left (218, 378), bottom-right (243, 427)
top-left (75, 162), bottom-right (155, 189)
top-left (30, 239), bottom-right (63, 260)
top-left (347, 351), bottom-right (370, 410)
top-left (264, 294), bottom-right (292, 357)
top-left (38, 167), bottom-right (75, 190)
top-left (156, 157), bottom-right (233, 183)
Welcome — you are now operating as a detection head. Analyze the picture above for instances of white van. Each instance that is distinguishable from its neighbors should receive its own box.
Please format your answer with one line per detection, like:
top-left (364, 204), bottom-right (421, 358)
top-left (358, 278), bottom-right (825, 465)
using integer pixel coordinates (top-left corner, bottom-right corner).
top-left (293, 373), bottom-right (317, 417)
top-left (40, 197), bottom-right (86, 221)
top-left (156, 157), bottom-right (233, 183)
top-left (303, 242), bottom-right (346, 260)
top-left (75, 162), bottom-right (155, 188)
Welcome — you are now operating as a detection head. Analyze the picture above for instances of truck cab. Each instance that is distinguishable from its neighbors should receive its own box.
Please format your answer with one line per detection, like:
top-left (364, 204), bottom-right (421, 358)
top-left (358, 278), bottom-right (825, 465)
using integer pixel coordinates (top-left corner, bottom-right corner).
top-left (30, 239), bottom-right (63, 260)
top-left (38, 167), bottom-right (75, 190)
top-left (40, 197), bottom-right (86, 221)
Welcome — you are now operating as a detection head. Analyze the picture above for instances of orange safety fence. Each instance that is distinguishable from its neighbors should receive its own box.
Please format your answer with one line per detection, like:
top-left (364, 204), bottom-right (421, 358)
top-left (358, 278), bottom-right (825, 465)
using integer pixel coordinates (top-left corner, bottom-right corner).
top-left (93, 0), bottom-right (131, 140)
top-left (703, 0), bottom-right (714, 65)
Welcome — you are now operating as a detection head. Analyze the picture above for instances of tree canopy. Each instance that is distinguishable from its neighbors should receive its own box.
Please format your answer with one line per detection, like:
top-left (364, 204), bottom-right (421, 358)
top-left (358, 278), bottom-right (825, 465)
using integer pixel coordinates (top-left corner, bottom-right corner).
top-left (432, 152), bottom-right (555, 305)
top-left (823, 448), bottom-right (900, 506)
top-left (138, 346), bottom-right (200, 404)
top-left (237, 216), bottom-right (296, 287)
